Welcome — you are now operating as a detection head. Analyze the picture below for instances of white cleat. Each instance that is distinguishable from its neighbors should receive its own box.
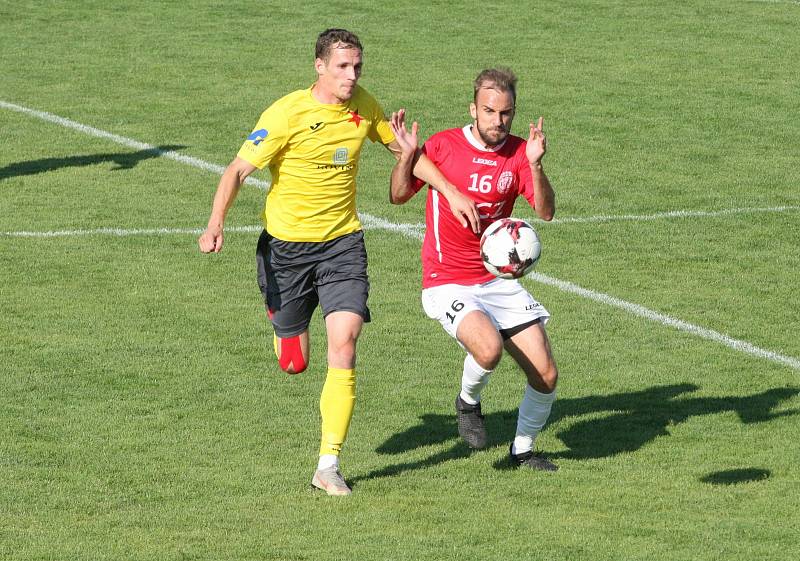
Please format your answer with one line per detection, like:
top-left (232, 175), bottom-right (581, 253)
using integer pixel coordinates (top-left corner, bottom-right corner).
top-left (311, 467), bottom-right (352, 496)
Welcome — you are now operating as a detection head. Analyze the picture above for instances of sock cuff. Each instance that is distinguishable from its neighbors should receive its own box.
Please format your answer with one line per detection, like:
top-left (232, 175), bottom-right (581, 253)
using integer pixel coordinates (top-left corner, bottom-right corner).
top-left (327, 367), bottom-right (355, 380)
top-left (465, 353), bottom-right (492, 375)
top-left (526, 384), bottom-right (556, 403)
top-left (318, 454), bottom-right (340, 469)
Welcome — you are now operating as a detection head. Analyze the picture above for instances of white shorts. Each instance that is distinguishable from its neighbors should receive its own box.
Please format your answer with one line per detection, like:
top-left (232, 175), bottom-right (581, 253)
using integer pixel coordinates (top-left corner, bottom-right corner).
top-left (421, 278), bottom-right (550, 342)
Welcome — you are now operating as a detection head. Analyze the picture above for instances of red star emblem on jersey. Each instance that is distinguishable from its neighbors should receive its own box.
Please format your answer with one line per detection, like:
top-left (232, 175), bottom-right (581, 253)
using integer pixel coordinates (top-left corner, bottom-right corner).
top-left (347, 109), bottom-right (363, 127)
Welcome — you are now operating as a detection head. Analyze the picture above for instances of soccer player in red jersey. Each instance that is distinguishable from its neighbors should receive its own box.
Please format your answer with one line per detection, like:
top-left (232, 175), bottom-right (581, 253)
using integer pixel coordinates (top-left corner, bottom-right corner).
top-left (390, 68), bottom-right (560, 470)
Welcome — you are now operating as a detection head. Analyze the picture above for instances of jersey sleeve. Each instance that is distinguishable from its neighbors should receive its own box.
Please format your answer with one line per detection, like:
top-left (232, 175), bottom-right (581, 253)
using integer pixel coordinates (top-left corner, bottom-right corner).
top-left (367, 98), bottom-right (395, 145)
top-left (236, 103), bottom-right (289, 169)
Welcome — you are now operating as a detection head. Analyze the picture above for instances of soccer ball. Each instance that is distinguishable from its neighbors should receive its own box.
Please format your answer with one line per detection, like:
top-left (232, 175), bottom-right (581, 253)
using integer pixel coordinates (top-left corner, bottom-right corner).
top-left (480, 218), bottom-right (541, 279)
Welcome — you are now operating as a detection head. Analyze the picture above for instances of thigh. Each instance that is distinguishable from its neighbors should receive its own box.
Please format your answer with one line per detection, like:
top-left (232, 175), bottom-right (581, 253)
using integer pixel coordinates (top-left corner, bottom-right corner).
top-left (504, 322), bottom-right (558, 392)
top-left (256, 230), bottom-right (318, 337)
top-left (456, 309), bottom-right (504, 361)
top-left (421, 283), bottom-right (493, 341)
top-left (479, 278), bottom-right (550, 334)
top-left (325, 311), bottom-right (364, 369)
top-left (315, 231), bottom-right (371, 323)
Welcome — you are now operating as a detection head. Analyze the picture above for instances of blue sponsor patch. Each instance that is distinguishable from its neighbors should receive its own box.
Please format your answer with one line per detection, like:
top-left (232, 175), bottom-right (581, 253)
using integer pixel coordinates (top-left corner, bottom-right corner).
top-left (247, 128), bottom-right (269, 146)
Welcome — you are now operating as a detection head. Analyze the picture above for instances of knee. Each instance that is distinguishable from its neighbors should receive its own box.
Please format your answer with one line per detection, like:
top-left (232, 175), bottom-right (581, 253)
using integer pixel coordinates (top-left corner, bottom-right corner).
top-left (472, 341), bottom-right (503, 371)
top-left (276, 334), bottom-right (308, 374)
top-left (280, 361), bottom-right (308, 375)
top-left (537, 364), bottom-right (558, 393)
top-left (325, 313), bottom-right (363, 363)
top-left (330, 332), bottom-right (358, 355)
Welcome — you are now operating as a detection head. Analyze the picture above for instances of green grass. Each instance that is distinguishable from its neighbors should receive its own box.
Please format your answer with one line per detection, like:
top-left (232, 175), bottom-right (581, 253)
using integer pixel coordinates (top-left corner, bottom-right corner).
top-left (2, 1), bottom-right (799, 560)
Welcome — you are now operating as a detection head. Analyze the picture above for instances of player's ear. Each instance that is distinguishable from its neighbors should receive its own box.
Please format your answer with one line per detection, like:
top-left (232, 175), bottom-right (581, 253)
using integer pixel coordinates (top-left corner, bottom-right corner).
top-left (469, 102), bottom-right (477, 120)
top-left (314, 57), bottom-right (326, 76)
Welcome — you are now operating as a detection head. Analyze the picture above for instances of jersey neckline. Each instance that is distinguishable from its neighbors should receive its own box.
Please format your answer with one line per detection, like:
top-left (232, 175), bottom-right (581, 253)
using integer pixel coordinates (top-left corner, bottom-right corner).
top-left (306, 84), bottom-right (358, 109)
top-left (461, 124), bottom-right (508, 152)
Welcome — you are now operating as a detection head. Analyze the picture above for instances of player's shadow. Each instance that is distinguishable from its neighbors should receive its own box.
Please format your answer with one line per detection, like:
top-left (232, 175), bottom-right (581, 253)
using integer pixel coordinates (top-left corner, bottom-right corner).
top-left (700, 468), bottom-right (771, 485)
top-left (351, 384), bottom-right (798, 483)
top-left (0, 145), bottom-right (186, 180)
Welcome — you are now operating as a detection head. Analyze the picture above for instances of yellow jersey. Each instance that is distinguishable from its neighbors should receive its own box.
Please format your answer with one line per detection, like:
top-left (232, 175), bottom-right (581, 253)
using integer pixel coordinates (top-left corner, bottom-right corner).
top-left (237, 85), bottom-right (395, 242)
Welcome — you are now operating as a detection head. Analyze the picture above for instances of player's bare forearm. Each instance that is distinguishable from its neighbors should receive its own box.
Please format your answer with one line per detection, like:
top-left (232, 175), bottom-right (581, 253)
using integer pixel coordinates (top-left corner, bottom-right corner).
top-left (412, 155), bottom-right (462, 202)
top-left (524, 117), bottom-right (554, 221)
top-left (411, 153), bottom-right (446, 191)
top-left (390, 152), bottom-right (417, 204)
top-left (207, 168), bottom-right (242, 227)
top-left (198, 157), bottom-right (255, 253)
top-left (412, 154), bottom-right (480, 232)
top-left (385, 117), bottom-right (421, 204)
top-left (531, 162), bottom-right (555, 221)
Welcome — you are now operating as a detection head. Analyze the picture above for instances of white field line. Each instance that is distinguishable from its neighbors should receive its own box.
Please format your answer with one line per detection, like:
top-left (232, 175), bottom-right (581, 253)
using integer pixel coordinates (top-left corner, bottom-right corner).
top-left (527, 272), bottom-right (800, 370)
top-left (0, 225), bottom-right (263, 238)
top-left (750, 0), bottom-right (800, 6)
top-left (547, 206), bottom-right (800, 224)
top-left (0, 100), bottom-right (270, 190)
top-left (6, 205), bottom-right (800, 237)
top-left (3, 99), bottom-right (798, 371)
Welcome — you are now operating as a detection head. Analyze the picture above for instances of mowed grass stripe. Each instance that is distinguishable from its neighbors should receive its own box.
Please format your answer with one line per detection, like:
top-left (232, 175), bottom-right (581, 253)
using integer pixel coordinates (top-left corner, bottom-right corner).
top-left (3, 99), bottom-right (799, 372)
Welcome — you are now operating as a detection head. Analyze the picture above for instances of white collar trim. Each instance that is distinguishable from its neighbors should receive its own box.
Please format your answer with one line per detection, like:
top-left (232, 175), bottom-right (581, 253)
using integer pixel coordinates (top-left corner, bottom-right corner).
top-left (461, 124), bottom-right (507, 152)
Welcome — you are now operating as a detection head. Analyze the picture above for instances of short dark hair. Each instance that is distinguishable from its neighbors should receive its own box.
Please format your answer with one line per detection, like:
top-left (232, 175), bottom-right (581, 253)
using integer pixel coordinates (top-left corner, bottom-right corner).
top-left (315, 28), bottom-right (363, 62)
top-left (473, 67), bottom-right (518, 103)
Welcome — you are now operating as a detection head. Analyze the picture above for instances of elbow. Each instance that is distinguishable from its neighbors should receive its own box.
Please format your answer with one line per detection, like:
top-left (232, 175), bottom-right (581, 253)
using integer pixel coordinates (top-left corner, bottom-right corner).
top-left (535, 196), bottom-right (556, 222)
top-left (390, 191), bottom-right (411, 205)
top-left (536, 205), bottom-right (555, 222)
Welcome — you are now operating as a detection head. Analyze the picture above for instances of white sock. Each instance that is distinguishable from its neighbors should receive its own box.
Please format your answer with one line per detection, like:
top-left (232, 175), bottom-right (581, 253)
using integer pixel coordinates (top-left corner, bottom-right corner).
top-left (512, 384), bottom-right (556, 455)
top-left (317, 454), bottom-right (339, 471)
top-left (459, 353), bottom-right (492, 405)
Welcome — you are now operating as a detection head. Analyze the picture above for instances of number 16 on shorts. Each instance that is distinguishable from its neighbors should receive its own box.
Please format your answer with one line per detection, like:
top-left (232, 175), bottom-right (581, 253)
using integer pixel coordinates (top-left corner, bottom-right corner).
top-left (421, 286), bottom-right (477, 340)
top-left (446, 300), bottom-right (465, 324)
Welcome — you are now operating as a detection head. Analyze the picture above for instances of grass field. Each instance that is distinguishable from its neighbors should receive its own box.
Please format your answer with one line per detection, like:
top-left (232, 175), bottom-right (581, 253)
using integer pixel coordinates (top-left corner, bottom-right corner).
top-left (2, 1), bottom-right (799, 560)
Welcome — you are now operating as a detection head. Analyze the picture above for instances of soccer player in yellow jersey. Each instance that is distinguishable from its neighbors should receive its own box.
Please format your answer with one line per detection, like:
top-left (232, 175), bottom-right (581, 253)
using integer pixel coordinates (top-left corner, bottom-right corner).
top-left (198, 28), bottom-right (479, 496)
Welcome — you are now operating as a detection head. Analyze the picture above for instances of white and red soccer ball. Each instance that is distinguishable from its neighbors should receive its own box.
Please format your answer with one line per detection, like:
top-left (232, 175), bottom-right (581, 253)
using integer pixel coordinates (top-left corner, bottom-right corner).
top-left (480, 218), bottom-right (541, 279)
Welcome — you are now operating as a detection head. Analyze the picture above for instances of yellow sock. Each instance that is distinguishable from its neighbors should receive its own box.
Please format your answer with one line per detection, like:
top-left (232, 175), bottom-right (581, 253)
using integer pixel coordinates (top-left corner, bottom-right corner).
top-left (319, 367), bottom-right (356, 456)
top-left (273, 333), bottom-right (280, 358)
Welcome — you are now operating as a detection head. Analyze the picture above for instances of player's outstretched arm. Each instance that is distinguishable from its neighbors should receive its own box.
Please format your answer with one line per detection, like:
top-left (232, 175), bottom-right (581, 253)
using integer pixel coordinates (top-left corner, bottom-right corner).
top-left (387, 109), bottom-right (479, 232)
top-left (526, 117), bottom-right (555, 221)
top-left (387, 109), bottom-right (419, 205)
top-left (415, 155), bottom-right (480, 233)
top-left (198, 157), bottom-right (257, 253)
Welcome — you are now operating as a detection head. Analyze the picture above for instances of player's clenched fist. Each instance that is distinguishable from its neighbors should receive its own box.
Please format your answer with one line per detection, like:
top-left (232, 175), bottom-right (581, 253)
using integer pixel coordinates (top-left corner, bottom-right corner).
top-left (198, 227), bottom-right (223, 253)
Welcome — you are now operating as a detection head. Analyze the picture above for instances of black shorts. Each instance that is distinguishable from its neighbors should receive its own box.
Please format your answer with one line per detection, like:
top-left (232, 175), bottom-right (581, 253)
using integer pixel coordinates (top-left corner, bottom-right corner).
top-left (256, 230), bottom-right (371, 337)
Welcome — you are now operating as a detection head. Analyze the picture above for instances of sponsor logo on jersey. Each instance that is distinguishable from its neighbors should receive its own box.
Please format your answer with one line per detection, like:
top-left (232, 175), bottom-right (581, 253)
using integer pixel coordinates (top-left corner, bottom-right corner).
top-left (316, 148), bottom-right (353, 170)
top-left (496, 171), bottom-right (514, 194)
top-left (310, 121), bottom-right (324, 131)
top-left (472, 157), bottom-right (497, 167)
top-left (247, 128), bottom-right (268, 146)
top-left (333, 147), bottom-right (349, 165)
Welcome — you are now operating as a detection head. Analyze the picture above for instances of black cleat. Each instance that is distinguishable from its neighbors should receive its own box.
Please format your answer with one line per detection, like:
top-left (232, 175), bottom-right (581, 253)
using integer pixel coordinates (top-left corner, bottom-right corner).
top-left (509, 444), bottom-right (558, 472)
top-left (455, 395), bottom-right (488, 449)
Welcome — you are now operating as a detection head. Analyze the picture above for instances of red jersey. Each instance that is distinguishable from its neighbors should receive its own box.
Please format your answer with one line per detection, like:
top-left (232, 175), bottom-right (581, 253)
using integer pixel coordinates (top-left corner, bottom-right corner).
top-left (413, 125), bottom-right (536, 288)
